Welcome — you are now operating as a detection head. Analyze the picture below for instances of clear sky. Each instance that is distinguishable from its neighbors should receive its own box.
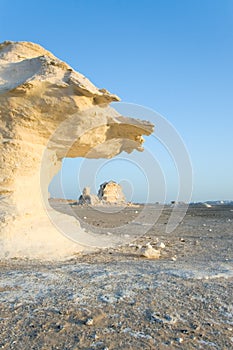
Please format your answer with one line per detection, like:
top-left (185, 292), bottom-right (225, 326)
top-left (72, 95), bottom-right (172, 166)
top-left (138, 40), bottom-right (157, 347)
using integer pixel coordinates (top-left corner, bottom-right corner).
top-left (1, 0), bottom-right (232, 202)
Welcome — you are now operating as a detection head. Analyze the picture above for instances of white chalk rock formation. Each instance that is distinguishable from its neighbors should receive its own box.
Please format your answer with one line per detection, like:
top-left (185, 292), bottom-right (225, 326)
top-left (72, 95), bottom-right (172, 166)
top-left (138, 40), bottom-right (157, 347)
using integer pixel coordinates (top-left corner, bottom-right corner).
top-left (78, 181), bottom-right (126, 206)
top-left (97, 181), bottom-right (126, 204)
top-left (78, 187), bottom-right (100, 205)
top-left (139, 243), bottom-right (161, 259)
top-left (0, 41), bottom-right (153, 259)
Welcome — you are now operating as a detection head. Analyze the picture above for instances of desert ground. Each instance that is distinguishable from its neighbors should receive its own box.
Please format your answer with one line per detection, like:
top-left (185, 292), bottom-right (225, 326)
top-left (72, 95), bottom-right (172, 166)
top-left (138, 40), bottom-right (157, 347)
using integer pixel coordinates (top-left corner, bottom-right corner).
top-left (0, 203), bottom-right (232, 349)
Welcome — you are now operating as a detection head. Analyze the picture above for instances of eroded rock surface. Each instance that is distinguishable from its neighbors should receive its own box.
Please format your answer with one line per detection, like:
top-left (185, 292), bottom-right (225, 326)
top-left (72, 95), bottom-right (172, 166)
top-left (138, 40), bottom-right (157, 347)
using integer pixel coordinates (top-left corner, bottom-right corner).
top-left (78, 181), bottom-right (126, 206)
top-left (78, 187), bottom-right (100, 206)
top-left (0, 41), bottom-right (153, 259)
top-left (97, 181), bottom-right (126, 204)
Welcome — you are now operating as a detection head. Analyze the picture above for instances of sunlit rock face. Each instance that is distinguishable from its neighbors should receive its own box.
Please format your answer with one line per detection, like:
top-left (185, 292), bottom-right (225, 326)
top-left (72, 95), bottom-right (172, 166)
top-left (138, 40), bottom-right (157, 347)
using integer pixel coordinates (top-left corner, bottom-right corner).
top-left (78, 181), bottom-right (126, 206)
top-left (0, 41), bottom-right (153, 259)
top-left (98, 181), bottom-right (126, 204)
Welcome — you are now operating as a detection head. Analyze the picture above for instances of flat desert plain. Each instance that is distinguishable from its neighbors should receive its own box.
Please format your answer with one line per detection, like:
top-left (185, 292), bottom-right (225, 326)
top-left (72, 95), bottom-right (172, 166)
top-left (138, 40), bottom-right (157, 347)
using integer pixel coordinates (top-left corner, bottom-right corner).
top-left (0, 203), bottom-right (232, 349)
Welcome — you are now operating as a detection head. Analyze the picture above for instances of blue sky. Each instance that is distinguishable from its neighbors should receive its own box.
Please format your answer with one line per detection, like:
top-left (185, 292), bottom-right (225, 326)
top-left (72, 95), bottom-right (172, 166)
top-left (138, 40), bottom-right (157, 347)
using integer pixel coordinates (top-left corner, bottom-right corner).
top-left (1, 0), bottom-right (232, 202)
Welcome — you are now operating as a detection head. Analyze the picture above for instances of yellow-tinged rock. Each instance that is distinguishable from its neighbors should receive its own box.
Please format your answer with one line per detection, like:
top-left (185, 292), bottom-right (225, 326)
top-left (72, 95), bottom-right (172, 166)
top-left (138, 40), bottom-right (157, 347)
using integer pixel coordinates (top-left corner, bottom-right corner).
top-left (0, 41), bottom-right (154, 259)
top-left (139, 244), bottom-right (161, 259)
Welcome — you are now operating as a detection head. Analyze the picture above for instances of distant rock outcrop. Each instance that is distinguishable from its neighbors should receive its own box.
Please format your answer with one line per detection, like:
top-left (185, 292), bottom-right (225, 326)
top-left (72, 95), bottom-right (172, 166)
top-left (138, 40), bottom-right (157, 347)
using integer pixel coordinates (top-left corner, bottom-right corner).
top-left (0, 41), bottom-right (154, 259)
top-left (78, 187), bottom-right (99, 206)
top-left (78, 181), bottom-right (126, 206)
top-left (98, 181), bottom-right (126, 204)
top-left (78, 187), bottom-right (92, 205)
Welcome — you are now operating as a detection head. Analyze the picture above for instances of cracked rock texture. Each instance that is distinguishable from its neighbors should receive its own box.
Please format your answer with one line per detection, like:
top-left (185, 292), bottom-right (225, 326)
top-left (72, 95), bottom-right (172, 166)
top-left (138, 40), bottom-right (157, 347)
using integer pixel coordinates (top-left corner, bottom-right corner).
top-left (0, 41), bottom-right (153, 259)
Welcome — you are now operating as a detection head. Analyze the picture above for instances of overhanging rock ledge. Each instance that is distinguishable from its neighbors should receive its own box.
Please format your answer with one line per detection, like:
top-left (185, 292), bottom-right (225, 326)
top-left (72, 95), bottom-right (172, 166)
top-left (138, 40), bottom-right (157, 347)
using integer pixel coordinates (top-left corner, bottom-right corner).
top-left (0, 41), bottom-right (154, 259)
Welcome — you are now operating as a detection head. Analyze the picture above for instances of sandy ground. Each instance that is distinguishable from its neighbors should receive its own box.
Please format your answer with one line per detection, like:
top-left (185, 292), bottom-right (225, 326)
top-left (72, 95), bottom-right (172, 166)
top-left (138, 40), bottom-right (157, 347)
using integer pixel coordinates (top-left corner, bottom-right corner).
top-left (0, 203), bottom-right (232, 349)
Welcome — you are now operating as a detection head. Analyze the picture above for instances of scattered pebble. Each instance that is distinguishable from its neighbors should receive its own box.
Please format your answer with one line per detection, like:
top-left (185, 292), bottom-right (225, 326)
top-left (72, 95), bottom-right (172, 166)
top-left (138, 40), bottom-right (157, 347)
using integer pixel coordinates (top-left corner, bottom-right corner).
top-left (139, 244), bottom-right (160, 259)
top-left (208, 229), bottom-right (212, 232)
top-left (91, 333), bottom-right (99, 340)
top-left (83, 216), bottom-right (87, 220)
top-left (171, 256), bottom-right (177, 261)
top-left (176, 337), bottom-right (183, 343)
top-left (180, 329), bottom-right (189, 334)
top-left (152, 313), bottom-right (177, 325)
top-left (156, 242), bottom-right (165, 249)
top-left (85, 318), bottom-right (94, 326)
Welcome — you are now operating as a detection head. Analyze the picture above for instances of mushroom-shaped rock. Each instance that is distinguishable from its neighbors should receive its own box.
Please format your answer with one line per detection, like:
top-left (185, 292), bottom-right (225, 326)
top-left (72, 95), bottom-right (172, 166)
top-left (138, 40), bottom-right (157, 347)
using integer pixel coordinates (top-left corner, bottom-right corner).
top-left (0, 41), bottom-right (154, 259)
